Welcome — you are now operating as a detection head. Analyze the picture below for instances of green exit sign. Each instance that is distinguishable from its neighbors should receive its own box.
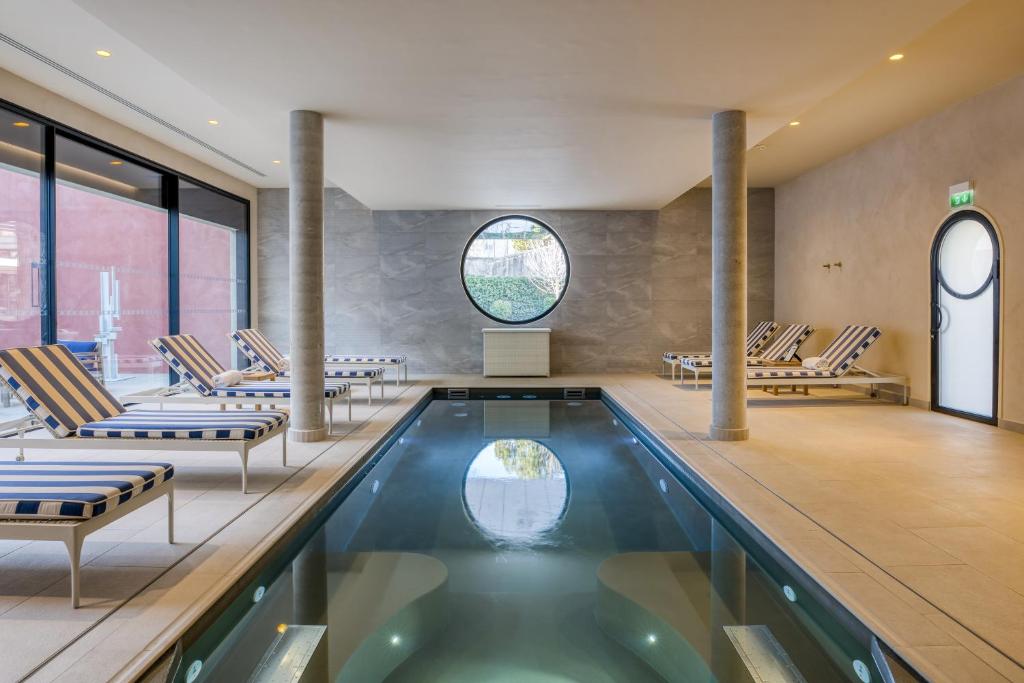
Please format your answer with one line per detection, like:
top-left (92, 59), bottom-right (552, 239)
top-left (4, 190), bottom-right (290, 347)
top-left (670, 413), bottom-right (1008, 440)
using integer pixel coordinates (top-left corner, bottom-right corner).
top-left (949, 182), bottom-right (974, 208)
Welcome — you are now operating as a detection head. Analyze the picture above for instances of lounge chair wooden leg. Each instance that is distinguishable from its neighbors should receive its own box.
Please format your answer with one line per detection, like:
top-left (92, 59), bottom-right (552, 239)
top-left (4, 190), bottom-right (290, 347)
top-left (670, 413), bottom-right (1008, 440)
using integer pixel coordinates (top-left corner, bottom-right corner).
top-left (773, 386), bottom-right (779, 396)
top-left (63, 531), bottom-right (84, 609)
top-left (803, 385), bottom-right (809, 396)
top-left (240, 450), bottom-right (249, 493)
top-left (167, 487), bottom-right (175, 544)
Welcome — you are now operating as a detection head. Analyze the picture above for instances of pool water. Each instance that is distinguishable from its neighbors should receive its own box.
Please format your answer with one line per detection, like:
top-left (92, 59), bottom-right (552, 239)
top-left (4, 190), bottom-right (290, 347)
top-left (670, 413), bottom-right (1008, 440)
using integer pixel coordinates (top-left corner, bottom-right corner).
top-left (184, 400), bottom-right (882, 682)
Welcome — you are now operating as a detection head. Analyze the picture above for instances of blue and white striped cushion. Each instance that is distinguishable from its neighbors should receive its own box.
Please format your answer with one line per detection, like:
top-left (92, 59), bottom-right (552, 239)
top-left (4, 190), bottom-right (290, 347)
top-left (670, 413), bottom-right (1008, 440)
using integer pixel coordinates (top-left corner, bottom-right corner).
top-left (210, 381), bottom-right (348, 399)
top-left (0, 461), bottom-right (173, 520)
top-left (325, 355), bottom-right (406, 364)
top-left (746, 321), bottom-right (779, 356)
top-left (679, 357), bottom-right (715, 369)
top-left (748, 368), bottom-right (834, 379)
top-left (320, 368), bottom-right (383, 379)
top-left (77, 410), bottom-right (287, 440)
top-left (231, 329), bottom-right (287, 373)
top-left (759, 324), bottom-right (814, 362)
top-left (0, 345), bottom-right (125, 437)
top-left (818, 325), bottom-right (882, 375)
top-left (680, 356), bottom-right (769, 370)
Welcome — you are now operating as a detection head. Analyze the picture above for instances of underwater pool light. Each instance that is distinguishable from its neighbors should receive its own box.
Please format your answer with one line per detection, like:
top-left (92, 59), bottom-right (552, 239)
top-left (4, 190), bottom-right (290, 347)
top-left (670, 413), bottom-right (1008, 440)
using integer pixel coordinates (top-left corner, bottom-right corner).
top-left (252, 585), bottom-right (266, 603)
top-left (853, 659), bottom-right (871, 682)
top-left (659, 479), bottom-right (668, 494)
top-left (390, 634), bottom-right (402, 646)
top-left (371, 480), bottom-right (381, 494)
top-left (783, 585), bottom-right (797, 602)
top-left (185, 660), bottom-right (203, 683)
top-left (631, 437), bottom-right (639, 444)
top-left (455, 412), bottom-right (468, 418)
top-left (646, 633), bottom-right (658, 645)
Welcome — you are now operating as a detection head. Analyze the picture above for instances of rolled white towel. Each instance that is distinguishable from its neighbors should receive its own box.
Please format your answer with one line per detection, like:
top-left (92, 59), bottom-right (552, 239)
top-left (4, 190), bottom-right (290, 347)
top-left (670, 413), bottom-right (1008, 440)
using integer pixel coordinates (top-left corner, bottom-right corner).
top-left (212, 369), bottom-right (244, 387)
top-left (801, 356), bottom-right (830, 371)
top-left (278, 357), bottom-right (291, 372)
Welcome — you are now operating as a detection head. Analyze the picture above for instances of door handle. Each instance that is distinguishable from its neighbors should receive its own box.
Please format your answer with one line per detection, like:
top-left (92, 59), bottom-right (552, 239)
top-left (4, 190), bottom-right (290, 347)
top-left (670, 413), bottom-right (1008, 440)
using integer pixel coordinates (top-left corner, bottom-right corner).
top-left (931, 302), bottom-right (944, 337)
top-left (30, 261), bottom-right (40, 308)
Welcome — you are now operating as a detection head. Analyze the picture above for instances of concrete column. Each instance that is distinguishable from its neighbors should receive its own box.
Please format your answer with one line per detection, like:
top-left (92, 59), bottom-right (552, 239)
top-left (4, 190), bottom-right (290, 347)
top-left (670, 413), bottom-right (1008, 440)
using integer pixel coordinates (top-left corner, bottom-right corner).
top-left (709, 520), bottom-right (746, 681)
top-left (709, 110), bottom-right (749, 441)
top-left (289, 110), bottom-right (327, 442)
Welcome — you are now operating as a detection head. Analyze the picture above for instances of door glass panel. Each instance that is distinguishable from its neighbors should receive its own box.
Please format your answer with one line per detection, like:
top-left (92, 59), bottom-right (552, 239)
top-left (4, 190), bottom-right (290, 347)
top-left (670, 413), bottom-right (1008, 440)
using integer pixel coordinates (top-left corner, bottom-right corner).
top-left (179, 181), bottom-right (248, 369)
top-left (55, 134), bottom-right (169, 398)
top-left (935, 218), bottom-right (996, 419)
top-left (938, 219), bottom-right (992, 295)
top-left (938, 283), bottom-right (993, 416)
top-left (0, 110), bottom-right (43, 423)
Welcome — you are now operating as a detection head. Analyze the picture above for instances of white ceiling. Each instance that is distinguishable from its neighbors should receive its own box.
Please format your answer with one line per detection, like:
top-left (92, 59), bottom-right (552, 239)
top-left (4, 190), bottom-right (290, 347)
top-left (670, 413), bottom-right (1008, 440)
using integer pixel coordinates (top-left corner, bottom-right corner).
top-left (0, 0), bottom-right (969, 209)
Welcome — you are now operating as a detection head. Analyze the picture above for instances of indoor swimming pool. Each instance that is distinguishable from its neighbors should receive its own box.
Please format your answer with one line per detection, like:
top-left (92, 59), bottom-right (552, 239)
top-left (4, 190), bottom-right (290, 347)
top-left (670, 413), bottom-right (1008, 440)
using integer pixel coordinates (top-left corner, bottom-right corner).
top-left (175, 395), bottom-right (899, 683)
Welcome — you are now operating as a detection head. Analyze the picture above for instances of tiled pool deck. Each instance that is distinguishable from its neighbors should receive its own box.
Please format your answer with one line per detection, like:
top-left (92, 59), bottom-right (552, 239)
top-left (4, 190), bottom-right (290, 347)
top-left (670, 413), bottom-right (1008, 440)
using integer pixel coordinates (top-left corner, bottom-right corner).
top-left (2, 375), bottom-right (1022, 682)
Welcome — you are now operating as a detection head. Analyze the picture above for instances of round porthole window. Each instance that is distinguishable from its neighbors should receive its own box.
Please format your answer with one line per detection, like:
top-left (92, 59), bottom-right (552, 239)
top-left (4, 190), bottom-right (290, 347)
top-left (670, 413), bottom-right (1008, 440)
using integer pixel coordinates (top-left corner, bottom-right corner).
top-left (461, 215), bottom-right (569, 324)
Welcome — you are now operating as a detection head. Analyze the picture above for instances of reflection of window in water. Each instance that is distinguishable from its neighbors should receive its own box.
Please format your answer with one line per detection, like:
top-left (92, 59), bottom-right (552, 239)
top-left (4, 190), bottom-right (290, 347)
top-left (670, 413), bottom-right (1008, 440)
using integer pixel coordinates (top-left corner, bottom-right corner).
top-left (463, 439), bottom-right (568, 544)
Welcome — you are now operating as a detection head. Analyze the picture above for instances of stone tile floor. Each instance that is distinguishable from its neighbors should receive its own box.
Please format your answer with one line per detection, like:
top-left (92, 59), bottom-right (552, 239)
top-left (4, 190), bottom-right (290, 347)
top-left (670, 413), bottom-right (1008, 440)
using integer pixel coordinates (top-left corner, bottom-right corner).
top-left (1, 374), bottom-right (1022, 682)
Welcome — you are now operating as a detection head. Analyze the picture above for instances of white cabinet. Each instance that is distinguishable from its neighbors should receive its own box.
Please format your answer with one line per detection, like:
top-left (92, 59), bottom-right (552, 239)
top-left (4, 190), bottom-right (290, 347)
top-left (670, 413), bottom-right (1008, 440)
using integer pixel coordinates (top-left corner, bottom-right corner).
top-left (482, 328), bottom-right (550, 377)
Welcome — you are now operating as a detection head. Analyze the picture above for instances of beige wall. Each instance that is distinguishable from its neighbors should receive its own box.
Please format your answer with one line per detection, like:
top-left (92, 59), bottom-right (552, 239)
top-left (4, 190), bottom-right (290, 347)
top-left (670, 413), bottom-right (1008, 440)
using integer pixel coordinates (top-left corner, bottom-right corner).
top-left (0, 67), bottom-right (261, 323)
top-left (775, 75), bottom-right (1023, 424)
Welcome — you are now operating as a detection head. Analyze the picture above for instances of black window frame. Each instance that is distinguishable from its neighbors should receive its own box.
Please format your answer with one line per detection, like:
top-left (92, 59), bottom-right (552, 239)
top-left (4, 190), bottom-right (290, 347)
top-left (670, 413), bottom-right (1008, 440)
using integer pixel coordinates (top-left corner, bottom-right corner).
top-left (460, 214), bottom-right (570, 325)
top-left (0, 98), bottom-right (251, 370)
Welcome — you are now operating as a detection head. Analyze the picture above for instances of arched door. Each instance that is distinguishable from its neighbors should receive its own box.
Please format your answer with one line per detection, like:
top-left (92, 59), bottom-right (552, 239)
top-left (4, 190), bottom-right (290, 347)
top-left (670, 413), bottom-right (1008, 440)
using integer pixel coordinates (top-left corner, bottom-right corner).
top-left (930, 210), bottom-right (999, 423)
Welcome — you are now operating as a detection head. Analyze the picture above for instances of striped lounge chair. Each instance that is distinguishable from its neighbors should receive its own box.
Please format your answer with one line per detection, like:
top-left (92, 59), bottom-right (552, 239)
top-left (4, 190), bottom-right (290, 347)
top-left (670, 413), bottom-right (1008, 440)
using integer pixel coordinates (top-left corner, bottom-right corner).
top-left (746, 325), bottom-right (908, 403)
top-left (141, 335), bottom-right (353, 423)
top-left (0, 461), bottom-right (174, 607)
top-left (231, 328), bottom-right (395, 401)
top-left (676, 324), bottom-right (815, 388)
top-left (0, 345), bottom-right (286, 493)
top-left (662, 321), bottom-right (779, 380)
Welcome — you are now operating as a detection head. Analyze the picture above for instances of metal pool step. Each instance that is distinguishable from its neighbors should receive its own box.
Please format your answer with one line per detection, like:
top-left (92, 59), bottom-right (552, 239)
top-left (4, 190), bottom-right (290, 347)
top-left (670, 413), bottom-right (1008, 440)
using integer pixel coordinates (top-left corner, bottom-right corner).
top-left (248, 624), bottom-right (327, 683)
top-left (723, 625), bottom-right (808, 683)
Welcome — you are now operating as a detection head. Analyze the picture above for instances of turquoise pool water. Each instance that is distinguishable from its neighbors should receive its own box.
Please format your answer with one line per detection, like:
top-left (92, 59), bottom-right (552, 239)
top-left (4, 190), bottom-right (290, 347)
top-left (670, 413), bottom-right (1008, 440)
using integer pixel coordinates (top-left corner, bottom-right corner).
top-left (178, 398), bottom-right (889, 683)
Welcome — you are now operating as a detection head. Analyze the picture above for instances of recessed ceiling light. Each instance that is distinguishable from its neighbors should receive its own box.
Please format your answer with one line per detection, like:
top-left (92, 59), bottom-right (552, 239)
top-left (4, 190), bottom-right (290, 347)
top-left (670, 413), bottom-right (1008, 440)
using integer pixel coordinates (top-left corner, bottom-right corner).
top-left (789, 121), bottom-right (801, 127)
top-left (272, 159), bottom-right (281, 164)
top-left (207, 119), bottom-right (219, 126)
top-left (889, 53), bottom-right (905, 61)
top-left (12, 121), bottom-right (30, 128)
top-left (109, 160), bottom-right (123, 166)
top-left (95, 49), bottom-right (112, 58)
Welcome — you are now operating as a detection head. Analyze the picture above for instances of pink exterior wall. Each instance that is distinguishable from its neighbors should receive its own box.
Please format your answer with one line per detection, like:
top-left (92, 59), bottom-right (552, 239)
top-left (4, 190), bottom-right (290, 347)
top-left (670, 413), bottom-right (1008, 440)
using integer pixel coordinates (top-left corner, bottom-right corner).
top-left (0, 168), bottom-right (41, 348)
top-left (180, 215), bottom-right (236, 369)
top-left (0, 166), bottom-right (237, 381)
top-left (55, 182), bottom-right (168, 379)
